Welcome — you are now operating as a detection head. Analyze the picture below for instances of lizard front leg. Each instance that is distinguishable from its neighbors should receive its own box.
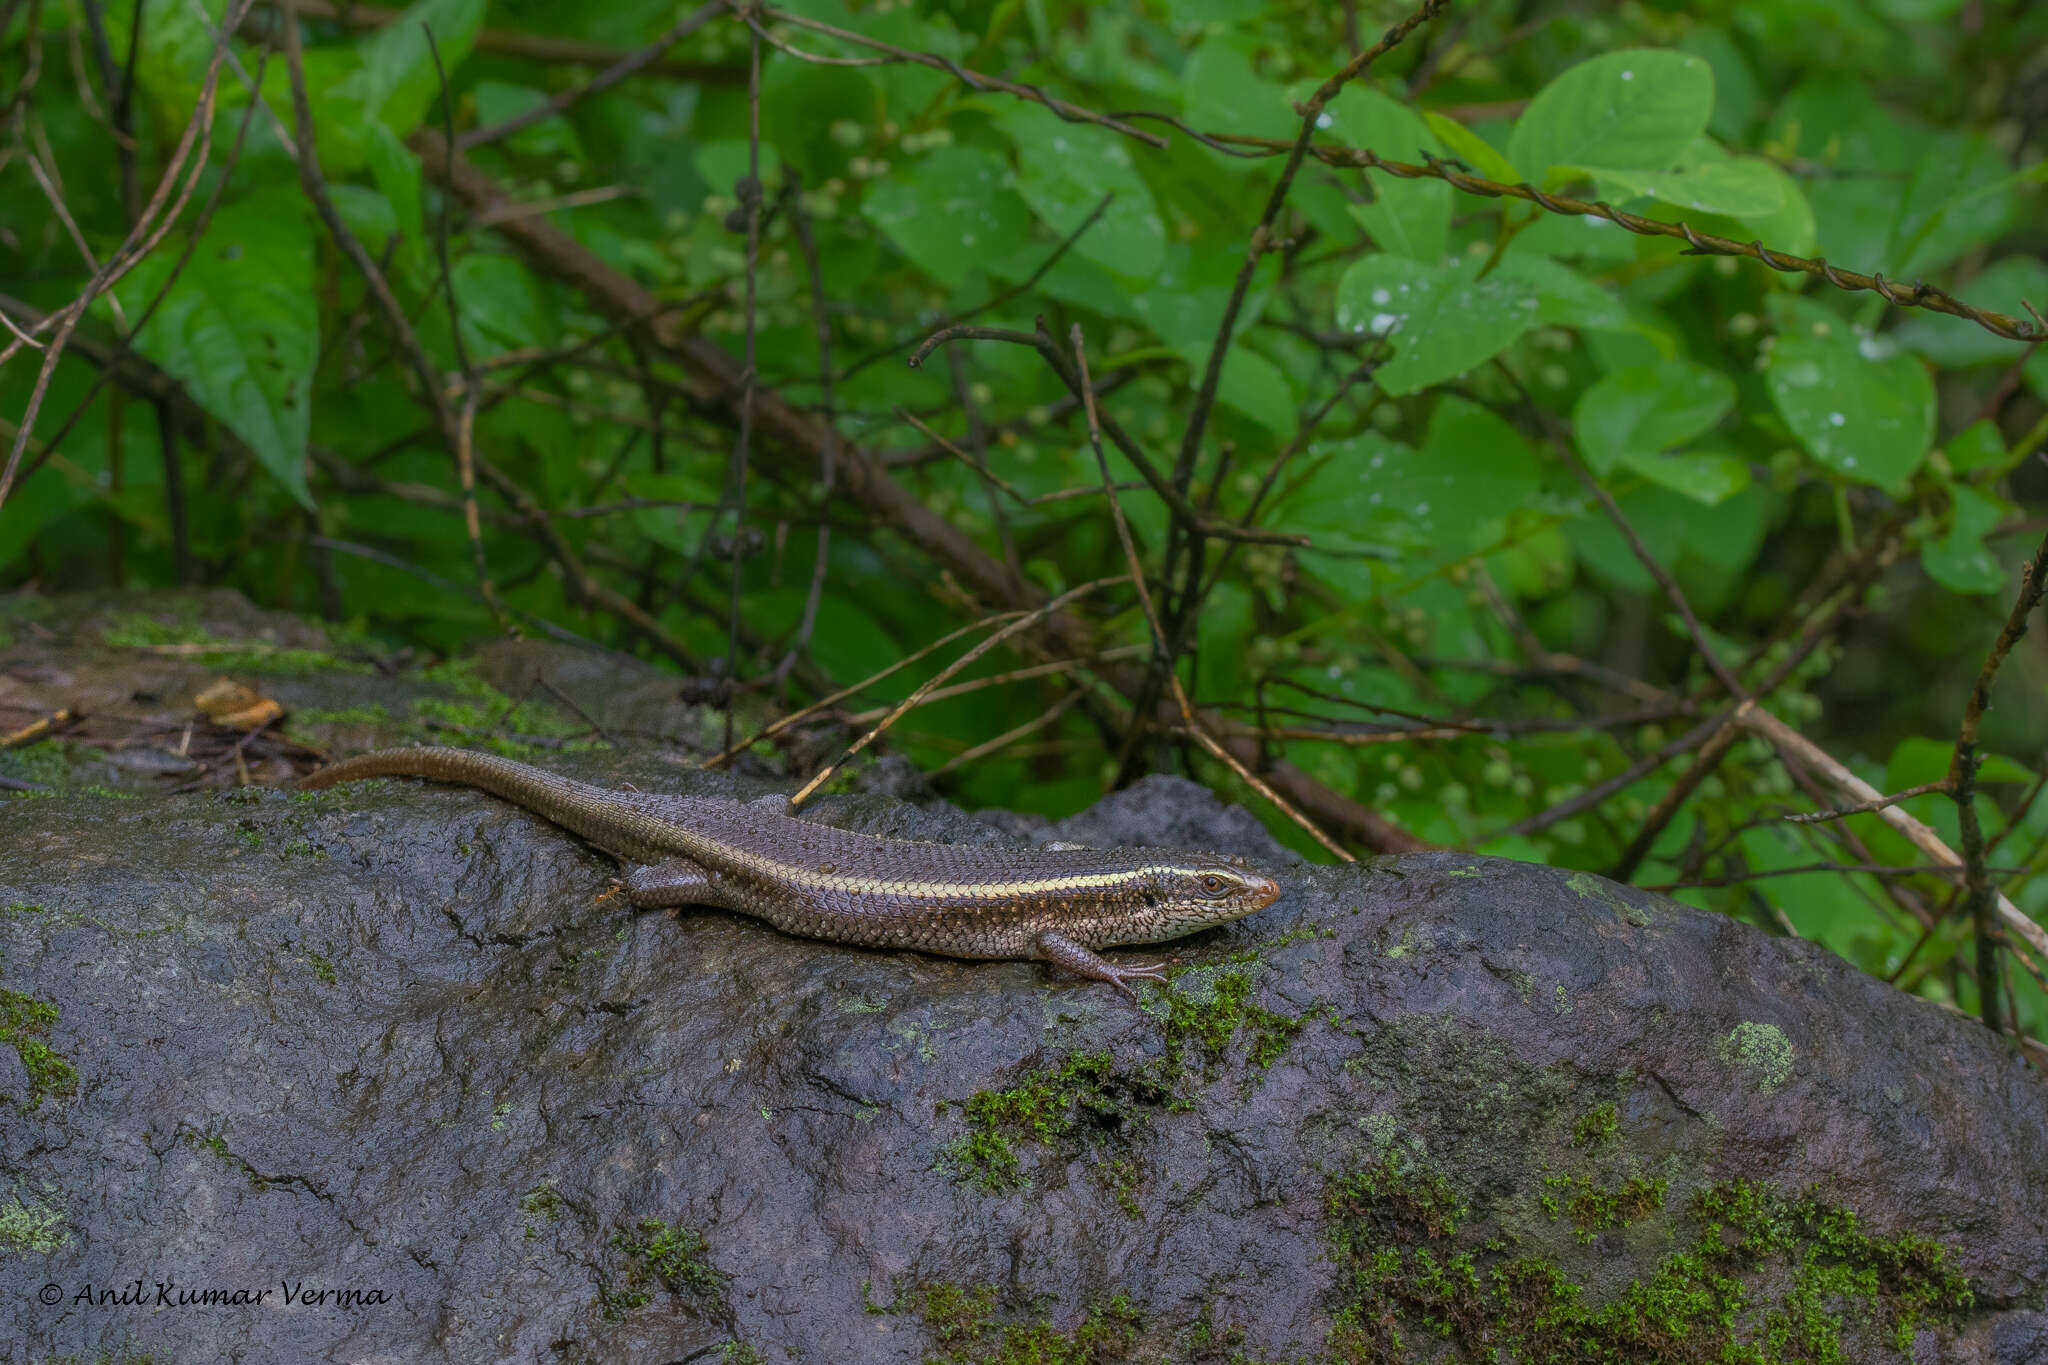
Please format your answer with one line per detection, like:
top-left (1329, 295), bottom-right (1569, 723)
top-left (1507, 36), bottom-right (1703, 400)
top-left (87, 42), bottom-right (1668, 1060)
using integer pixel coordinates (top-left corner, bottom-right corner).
top-left (1033, 929), bottom-right (1166, 998)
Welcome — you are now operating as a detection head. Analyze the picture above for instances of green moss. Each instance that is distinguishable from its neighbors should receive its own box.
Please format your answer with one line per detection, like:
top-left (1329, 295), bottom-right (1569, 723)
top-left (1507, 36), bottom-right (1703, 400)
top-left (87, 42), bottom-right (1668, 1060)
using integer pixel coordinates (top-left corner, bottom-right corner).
top-left (1565, 870), bottom-right (1654, 926)
top-left (0, 739), bottom-right (72, 789)
top-left (1541, 1172), bottom-right (1666, 1242)
top-left (912, 1282), bottom-right (1140, 1365)
top-left (305, 947), bottom-right (337, 985)
top-left (417, 657), bottom-right (504, 700)
top-left (411, 658), bottom-right (604, 754)
top-left (0, 1188), bottom-right (68, 1255)
top-left (1718, 1022), bottom-right (1795, 1093)
top-left (0, 973), bottom-right (76, 1109)
top-left (1264, 922), bottom-right (1339, 949)
top-left (98, 612), bottom-right (363, 678)
top-left (290, 704), bottom-right (392, 726)
top-left (950, 971), bottom-right (1312, 1210)
top-left (611, 1216), bottom-right (721, 1297)
top-left (6, 902), bottom-right (44, 915)
top-left (719, 1345), bottom-right (766, 1365)
top-left (1324, 1162), bottom-right (1971, 1364)
top-left (520, 1183), bottom-right (564, 1239)
top-left (952, 1051), bottom-right (1146, 1195)
top-left (1155, 962), bottom-right (1312, 1072)
top-left (1572, 1102), bottom-right (1619, 1150)
top-left (408, 695), bottom-right (601, 757)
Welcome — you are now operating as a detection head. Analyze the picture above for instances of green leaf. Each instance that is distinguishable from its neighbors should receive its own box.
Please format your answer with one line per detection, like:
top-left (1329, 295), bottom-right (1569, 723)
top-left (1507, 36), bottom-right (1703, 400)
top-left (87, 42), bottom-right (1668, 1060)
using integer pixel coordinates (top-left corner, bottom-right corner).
top-left (1944, 419), bottom-right (2008, 475)
top-left (1324, 86), bottom-right (1449, 262)
top-left (695, 139), bottom-right (785, 195)
top-left (451, 256), bottom-right (556, 357)
top-left (1276, 398), bottom-right (1538, 564)
top-left (471, 81), bottom-right (581, 160)
top-left (1887, 736), bottom-right (2033, 790)
top-left (1572, 360), bottom-right (1734, 474)
top-left (105, 0), bottom-right (227, 128)
top-left (1198, 580), bottom-right (1257, 699)
top-left (1721, 157), bottom-right (1817, 256)
top-left (1422, 113), bottom-right (1521, 186)
top-left (1491, 254), bottom-right (1630, 332)
top-left (1212, 346), bottom-right (1297, 439)
top-left (1764, 329), bottom-right (1934, 489)
top-left (1184, 37), bottom-right (1295, 141)
top-left (861, 145), bottom-right (1038, 288)
top-left (1508, 49), bottom-right (1715, 185)
top-left (1920, 485), bottom-right (2009, 596)
top-left (342, 0), bottom-right (484, 136)
top-left (1892, 256), bottom-right (2048, 369)
top-left (1620, 450), bottom-right (1750, 505)
top-left (1131, 244), bottom-right (1277, 356)
top-left (364, 121), bottom-right (424, 252)
top-left (1333, 254), bottom-right (1542, 395)
top-left (1586, 142), bottom-right (1784, 218)
top-left (116, 191), bottom-right (319, 507)
top-left (998, 108), bottom-right (1165, 281)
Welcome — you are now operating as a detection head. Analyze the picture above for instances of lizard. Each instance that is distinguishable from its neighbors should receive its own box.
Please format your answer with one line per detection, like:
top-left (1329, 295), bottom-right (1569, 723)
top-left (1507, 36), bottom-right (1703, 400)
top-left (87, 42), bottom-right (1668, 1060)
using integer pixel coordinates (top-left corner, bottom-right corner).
top-left (299, 746), bottom-right (1283, 995)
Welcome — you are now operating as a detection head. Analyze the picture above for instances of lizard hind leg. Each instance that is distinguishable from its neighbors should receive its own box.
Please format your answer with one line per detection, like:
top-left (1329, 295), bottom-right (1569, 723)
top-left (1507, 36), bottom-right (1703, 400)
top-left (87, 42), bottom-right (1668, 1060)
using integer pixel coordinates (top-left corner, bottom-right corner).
top-left (624, 858), bottom-right (721, 910)
top-left (1033, 929), bottom-right (1166, 999)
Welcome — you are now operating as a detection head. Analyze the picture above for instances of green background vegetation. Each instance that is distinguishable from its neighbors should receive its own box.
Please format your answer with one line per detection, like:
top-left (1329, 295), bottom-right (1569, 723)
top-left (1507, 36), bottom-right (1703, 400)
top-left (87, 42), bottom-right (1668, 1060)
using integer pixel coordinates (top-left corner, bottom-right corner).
top-left (2, 0), bottom-right (2045, 1049)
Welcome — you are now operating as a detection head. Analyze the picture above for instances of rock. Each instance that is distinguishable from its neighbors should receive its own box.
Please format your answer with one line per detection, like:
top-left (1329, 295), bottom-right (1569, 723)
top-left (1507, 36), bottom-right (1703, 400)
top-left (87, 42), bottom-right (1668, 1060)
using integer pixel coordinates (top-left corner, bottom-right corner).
top-left (1, 761), bottom-right (2042, 1364)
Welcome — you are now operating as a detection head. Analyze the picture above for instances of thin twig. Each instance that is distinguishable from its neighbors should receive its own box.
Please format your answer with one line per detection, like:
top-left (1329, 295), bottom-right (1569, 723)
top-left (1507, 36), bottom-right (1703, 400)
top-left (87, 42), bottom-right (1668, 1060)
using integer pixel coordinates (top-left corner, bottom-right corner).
top-left (788, 576), bottom-right (1130, 808)
top-left (1787, 781), bottom-right (1950, 824)
top-left (1204, 134), bottom-right (2045, 341)
top-left (1950, 522), bottom-right (2048, 1030)
top-left (705, 611), bottom-right (1027, 768)
top-left (424, 25), bottom-right (510, 632)
top-left (1746, 706), bottom-right (2048, 965)
top-left (458, 0), bottom-right (725, 150)
top-left (749, 5), bottom-right (1166, 148)
top-left (1074, 324), bottom-right (1354, 861)
top-left (930, 689), bottom-right (1090, 780)
top-left (766, 168), bottom-right (837, 690)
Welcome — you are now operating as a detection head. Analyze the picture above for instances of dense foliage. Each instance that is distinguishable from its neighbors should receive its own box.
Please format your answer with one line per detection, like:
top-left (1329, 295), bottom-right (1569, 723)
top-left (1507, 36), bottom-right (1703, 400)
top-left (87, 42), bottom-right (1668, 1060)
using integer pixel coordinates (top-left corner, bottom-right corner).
top-left (3, 0), bottom-right (2045, 1043)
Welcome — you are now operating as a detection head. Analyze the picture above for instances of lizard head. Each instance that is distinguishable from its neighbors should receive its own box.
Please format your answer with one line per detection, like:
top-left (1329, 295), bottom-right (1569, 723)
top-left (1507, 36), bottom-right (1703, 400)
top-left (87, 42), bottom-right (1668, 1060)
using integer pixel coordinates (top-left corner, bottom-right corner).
top-left (1137, 852), bottom-right (1281, 937)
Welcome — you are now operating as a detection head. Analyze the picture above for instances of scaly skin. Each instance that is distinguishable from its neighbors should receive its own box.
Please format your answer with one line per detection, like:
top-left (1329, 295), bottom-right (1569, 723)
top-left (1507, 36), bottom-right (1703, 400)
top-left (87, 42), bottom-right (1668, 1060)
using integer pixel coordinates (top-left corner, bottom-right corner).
top-left (299, 747), bottom-right (1282, 994)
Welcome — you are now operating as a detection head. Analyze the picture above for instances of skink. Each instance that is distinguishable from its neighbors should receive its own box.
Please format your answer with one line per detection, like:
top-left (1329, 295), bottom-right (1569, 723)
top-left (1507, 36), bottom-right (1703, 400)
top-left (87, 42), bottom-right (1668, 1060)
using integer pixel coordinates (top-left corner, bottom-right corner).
top-left (299, 747), bottom-right (1281, 994)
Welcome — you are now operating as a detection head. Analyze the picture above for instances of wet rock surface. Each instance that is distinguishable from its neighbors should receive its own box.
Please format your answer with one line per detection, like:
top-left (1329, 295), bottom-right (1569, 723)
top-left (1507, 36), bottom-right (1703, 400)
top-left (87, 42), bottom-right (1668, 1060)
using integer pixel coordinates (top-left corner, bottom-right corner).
top-left (1, 592), bottom-right (2044, 1363)
top-left (1, 767), bottom-right (2043, 1364)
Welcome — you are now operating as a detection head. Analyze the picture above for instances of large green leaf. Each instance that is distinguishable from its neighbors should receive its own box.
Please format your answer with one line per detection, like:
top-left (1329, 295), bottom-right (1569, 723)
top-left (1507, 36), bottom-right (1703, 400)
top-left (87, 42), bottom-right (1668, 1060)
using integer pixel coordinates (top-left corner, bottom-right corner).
top-left (1334, 255), bottom-right (1542, 395)
top-left (1323, 86), bottom-right (1450, 262)
top-left (1212, 346), bottom-right (1298, 440)
top-left (1572, 360), bottom-right (1734, 474)
top-left (1423, 112), bottom-right (1521, 185)
top-left (1184, 37), bottom-right (1294, 141)
top-left (997, 108), bottom-right (1165, 281)
top-left (1764, 327), bottom-right (1934, 489)
top-left (1587, 140), bottom-right (1785, 218)
top-left (1491, 254), bottom-right (1630, 332)
top-left (1275, 398), bottom-right (1538, 563)
top-left (340, 0), bottom-right (485, 136)
top-left (116, 191), bottom-right (319, 507)
top-left (862, 145), bottom-right (1039, 288)
top-left (1508, 49), bottom-right (1715, 184)
top-left (1920, 485), bottom-right (2009, 596)
top-left (1621, 450), bottom-right (1751, 505)
top-left (452, 256), bottom-right (558, 358)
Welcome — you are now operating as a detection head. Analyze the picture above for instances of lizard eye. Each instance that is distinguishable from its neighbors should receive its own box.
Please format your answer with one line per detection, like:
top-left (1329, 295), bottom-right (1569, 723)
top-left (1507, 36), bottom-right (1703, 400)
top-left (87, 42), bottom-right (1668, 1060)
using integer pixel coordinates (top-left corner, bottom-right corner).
top-left (1198, 874), bottom-right (1229, 897)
